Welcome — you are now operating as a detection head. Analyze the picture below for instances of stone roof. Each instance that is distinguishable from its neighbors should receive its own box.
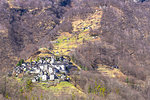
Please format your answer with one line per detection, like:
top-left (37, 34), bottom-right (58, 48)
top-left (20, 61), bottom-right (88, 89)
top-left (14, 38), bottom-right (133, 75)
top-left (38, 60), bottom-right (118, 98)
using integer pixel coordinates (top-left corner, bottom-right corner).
top-left (53, 62), bottom-right (67, 65)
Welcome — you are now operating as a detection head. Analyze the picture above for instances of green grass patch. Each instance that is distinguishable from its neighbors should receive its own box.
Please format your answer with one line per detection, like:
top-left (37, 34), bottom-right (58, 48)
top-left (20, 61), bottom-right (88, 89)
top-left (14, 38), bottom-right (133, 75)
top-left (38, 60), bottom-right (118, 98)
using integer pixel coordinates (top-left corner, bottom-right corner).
top-left (50, 81), bottom-right (74, 90)
top-left (15, 77), bottom-right (22, 83)
top-left (37, 81), bottom-right (83, 94)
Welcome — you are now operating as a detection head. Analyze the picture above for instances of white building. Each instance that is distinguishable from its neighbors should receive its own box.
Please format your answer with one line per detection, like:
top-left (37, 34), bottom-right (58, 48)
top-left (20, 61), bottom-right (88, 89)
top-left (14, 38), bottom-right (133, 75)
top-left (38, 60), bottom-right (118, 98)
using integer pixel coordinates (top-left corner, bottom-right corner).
top-left (53, 63), bottom-right (66, 71)
top-left (32, 78), bottom-right (36, 82)
top-left (50, 56), bottom-right (55, 64)
top-left (39, 65), bottom-right (44, 70)
top-left (39, 59), bottom-right (43, 64)
top-left (22, 63), bottom-right (27, 67)
top-left (49, 74), bottom-right (55, 81)
top-left (49, 67), bottom-right (53, 74)
top-left (34, 68), bottom-right (41, 74)
top-left (60, 65), bottom-right (66, 71)
top-left (43, 64), bottom-right (48, 71)
top-left (47, 59), bottom-right (50, 63)
top-left (43, 60), bottom-right (47, 64)
top-left (42, 75), bottom-right (48, 81)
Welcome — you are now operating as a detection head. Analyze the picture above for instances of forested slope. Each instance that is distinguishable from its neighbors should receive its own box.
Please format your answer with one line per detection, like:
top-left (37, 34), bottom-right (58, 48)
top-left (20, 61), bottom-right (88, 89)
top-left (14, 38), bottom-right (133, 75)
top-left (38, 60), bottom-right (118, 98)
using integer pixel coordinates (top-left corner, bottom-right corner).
top-left (0, 0), bottom-right (150, 100)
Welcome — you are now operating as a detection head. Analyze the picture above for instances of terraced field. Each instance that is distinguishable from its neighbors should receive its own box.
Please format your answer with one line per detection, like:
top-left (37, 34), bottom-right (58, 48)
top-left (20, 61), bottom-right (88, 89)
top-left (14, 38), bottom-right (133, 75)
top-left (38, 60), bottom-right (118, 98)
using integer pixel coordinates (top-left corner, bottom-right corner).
top-left (52, 9), bottom-right (103, 56)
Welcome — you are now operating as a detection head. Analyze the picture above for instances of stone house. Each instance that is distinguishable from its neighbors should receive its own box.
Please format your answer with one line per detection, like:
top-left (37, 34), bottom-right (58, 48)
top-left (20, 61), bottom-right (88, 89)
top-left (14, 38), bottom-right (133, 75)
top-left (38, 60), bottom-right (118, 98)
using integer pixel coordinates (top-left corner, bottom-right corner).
top-left (42, 74), bottom-right (48, 81)
top-left (53, 63), bottom-right (66, 71)
top-left (50, 56), bottom-right (55, 64)
top-left (22, 63), bottom-right (27, 67)
top-left (34, 68), bottom-right (41, 74)
top-left (32, 78), bottom-right (36, 82)
top-left (43, 64), bottom-right (48, 71)
top-left (47, 58), bottom-right (51, 63)
top-left (49, 74), bottom-right (55, 81)
top-left (39, 59), bottom-right (43, 64)
top-left (43, 60), bottom-right (47, 64)
top-left (49, 67), bottom-right (53, 74)
top-left (54, 68), bottom-right (59, 73)
top-left (39, 64), bottom-right (44, 70)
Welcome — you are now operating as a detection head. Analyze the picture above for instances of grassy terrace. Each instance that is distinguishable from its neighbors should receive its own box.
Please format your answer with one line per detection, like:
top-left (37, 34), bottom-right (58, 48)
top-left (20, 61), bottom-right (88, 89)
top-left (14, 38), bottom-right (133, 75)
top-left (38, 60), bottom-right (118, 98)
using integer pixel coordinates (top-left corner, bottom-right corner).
top-left (97, 64), bottom-right (126, 79)
top-left (25, 9), bottom-right (103, 61)
top-left (36, 81), bottom-right (85, 96)
top-left (53, 32), bottom-right (93, 55)
top-left (72, 9), bottom-right (103, 32)
top-left (51, 9), bottom-right (103, 70)
top-left (53, 9), bottom-right (103, 56)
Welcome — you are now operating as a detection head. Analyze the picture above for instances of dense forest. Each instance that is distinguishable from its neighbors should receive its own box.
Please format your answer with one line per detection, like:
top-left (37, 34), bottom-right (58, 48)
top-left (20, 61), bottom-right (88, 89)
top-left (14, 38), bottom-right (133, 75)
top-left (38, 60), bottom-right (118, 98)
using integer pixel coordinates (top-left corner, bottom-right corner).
top-left (0, 0), bottom-right (150, 100)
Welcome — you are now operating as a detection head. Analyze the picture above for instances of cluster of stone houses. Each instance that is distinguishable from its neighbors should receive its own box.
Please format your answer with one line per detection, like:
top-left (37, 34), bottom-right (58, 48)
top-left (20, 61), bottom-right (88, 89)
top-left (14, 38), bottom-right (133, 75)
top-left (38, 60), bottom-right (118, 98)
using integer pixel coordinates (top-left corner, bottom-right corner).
top-left (13, 56), bottom-right (71, 82)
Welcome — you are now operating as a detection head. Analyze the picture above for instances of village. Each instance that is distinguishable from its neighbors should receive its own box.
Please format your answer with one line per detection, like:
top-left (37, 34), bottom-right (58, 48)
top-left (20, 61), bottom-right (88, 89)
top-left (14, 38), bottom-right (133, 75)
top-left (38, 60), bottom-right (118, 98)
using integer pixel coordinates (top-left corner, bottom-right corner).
top-left (12, 55), bottom-right (72, 83)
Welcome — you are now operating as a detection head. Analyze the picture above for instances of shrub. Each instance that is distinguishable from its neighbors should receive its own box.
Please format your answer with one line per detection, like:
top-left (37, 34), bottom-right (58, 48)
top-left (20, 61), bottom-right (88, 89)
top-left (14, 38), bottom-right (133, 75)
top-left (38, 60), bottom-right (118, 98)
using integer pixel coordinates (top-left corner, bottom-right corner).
top-left (26, 79), bottom-right (32, 91)
top-left (36, 57), bottom-right (40, 62)
top-left (16, 59), bottom-right (24, 66)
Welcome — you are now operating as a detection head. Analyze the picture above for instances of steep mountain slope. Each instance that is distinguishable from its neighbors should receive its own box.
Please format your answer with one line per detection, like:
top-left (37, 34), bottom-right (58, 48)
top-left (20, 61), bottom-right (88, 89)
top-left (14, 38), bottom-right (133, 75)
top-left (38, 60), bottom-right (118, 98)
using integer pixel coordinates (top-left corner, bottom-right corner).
top-left (1, 0), bottom-right (150, 100)
top-left (71, 0), bottom-right (150, 99)
top-left (0, 0), bottom-right (71, 71)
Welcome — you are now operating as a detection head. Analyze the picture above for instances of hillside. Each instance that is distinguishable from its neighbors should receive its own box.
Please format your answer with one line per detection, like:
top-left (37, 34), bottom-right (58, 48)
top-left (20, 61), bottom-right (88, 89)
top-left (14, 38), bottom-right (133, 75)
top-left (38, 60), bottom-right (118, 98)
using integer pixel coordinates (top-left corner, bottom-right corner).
top-left (0, 0), bottom-right (150, 100)
top-left (0, 0), bottom-right (71, 71)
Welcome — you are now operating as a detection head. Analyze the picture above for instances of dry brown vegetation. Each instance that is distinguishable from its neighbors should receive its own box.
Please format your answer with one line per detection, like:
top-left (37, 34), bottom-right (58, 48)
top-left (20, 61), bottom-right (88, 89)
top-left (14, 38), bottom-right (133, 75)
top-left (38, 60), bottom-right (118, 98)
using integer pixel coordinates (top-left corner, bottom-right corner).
top-left (1, 0), bottom-right (150, 100)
